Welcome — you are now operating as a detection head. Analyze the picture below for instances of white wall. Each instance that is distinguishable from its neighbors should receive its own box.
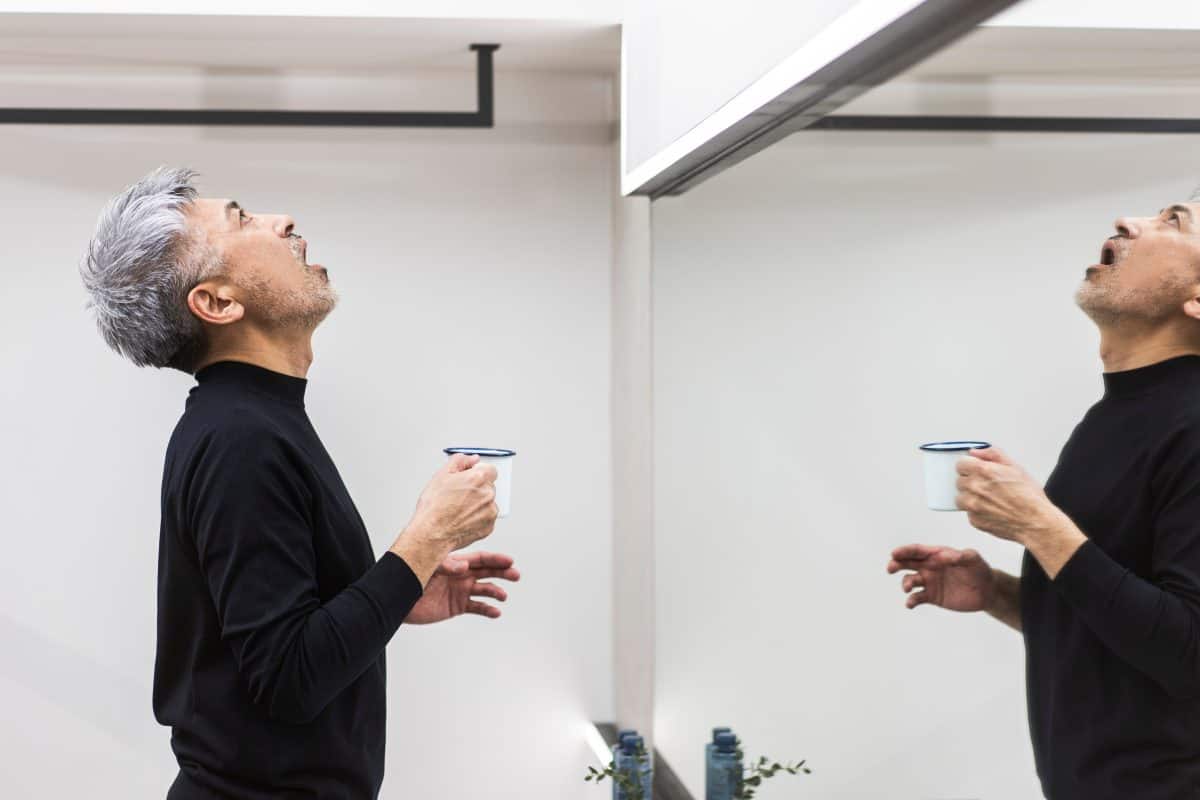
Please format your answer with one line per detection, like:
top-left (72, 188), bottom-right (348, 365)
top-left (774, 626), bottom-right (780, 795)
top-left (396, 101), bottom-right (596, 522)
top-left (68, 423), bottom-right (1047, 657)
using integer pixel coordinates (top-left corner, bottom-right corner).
top-left (610, 142), bottom-right (655, 746)
top-left (650, 130), bottom-right (1200, 798)
top-left (0, 70), bottom-right (615, 798)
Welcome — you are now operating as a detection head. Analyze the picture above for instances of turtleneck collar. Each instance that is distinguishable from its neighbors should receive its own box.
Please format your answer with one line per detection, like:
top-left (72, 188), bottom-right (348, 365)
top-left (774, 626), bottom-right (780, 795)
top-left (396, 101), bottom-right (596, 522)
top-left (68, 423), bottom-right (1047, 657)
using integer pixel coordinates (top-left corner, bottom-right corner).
top-left (1102, 354), bottom-right (1200, 399)
top-left (194, 360), bottom-right (307, 407)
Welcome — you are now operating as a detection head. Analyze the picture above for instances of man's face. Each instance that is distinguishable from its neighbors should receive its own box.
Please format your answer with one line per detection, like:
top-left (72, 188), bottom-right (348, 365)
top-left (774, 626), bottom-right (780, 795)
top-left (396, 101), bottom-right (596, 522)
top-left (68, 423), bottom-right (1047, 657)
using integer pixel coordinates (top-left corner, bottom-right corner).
top-left (188, 197), bottom-right (337, 329)
top-left (1076, 201), bottom-right (1200, 327)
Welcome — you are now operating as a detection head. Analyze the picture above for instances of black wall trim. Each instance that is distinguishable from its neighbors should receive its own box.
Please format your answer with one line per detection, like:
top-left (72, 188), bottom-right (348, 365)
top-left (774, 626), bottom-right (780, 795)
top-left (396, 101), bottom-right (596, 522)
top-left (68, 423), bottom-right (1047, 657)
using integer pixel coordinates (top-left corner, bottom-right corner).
top-left (810, 115), bottom-right (1200, 134)
top-left (0, 43), bottom-right (499, 128)
top-left (595, 722), bottom-right (695, 800)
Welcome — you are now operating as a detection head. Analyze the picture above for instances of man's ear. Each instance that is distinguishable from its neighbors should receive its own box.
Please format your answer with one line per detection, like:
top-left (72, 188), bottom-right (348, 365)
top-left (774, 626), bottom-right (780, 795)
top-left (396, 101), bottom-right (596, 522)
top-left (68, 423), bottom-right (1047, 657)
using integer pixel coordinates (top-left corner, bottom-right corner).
top-left (187, 281), bottom-right (244, 326)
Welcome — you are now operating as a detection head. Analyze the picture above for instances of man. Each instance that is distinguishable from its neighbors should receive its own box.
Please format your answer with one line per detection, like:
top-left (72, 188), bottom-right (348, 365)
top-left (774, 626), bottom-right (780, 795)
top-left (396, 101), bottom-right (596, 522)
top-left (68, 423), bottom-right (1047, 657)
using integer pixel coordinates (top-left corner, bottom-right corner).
top-left (889, 196), bottom-right (1200, 798)
top-left (80, 166), bottom-right (520, 799)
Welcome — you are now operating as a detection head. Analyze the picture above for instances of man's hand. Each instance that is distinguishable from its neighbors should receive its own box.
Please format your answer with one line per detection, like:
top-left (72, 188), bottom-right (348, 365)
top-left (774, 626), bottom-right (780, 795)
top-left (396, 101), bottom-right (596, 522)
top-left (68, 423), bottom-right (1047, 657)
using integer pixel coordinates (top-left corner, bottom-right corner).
top-left (956, 446), bottom-right (1086, 580)
top-left (887, 544), bottom-right (995, 611)
top-left (390, 454), bottom-right (500, 585)
top-left (887, 544), bottom-right (1023, 631)
top-left (405, 551), bottom-right (521, 625)
top-left (956, 447), bottom-right (1062, 542)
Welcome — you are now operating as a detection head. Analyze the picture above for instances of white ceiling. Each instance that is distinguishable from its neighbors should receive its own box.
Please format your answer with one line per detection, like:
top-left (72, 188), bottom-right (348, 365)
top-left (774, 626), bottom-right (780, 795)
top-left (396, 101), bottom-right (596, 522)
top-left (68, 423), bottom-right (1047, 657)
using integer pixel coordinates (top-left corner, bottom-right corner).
top-left (0, 14), bottom-right (620, 74)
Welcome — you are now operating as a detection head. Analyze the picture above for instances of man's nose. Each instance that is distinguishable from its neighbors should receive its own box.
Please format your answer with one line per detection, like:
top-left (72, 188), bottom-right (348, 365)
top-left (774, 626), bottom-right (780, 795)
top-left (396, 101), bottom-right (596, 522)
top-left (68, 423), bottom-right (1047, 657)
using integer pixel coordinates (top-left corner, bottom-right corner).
top-left (270, 214), bottom-right (295, 237)
top-left (1114, 217), bottom-right (1141, 238)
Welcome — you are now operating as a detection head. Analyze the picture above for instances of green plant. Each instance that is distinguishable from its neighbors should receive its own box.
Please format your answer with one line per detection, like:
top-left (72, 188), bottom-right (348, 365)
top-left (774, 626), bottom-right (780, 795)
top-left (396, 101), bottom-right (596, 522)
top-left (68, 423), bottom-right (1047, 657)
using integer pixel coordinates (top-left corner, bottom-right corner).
top-left (731, 739), bottom-right (811, 799)
top-left (584, 738), bottom-right (810, 800)
top-left (584, 742), bottom-right (651, 800)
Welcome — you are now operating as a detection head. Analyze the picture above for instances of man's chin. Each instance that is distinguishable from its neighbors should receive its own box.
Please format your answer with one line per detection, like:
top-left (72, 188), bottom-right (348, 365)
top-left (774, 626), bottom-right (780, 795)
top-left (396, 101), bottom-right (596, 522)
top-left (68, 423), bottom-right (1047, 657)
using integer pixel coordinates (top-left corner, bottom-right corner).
top-left (314, 288), bottom-right (339, 323)
top-left (1074, 287), bottom-right (1113, 324)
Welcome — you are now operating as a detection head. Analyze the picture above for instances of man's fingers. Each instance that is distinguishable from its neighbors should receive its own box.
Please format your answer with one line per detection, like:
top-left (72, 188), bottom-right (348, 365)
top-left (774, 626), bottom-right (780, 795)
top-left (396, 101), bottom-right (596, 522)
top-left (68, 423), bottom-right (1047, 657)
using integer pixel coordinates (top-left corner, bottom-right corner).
top-left (470, 463), bottom-right (499, 484)
top-left (438, 558), bottom-right (470, 576)
top-left (955, 548), bottom-right (980, 565)
top-left (466, 600), bottom-right (502, 619)
top-left (971, 446), bottom-right (1011, 465)
top-left (471, 567), bottom-right (521, 582)
top-left (471, 582), bottom-right (508, 602)
top-left (447, 453), bottom-right (481, 473)
top-left (902, 573), bottom-right (924, 593)
top-left (956, 456), bottom-right (986, 476)
top-left (454, 551), bottom-right (515, 570)
top-left (890, 551), bottom-right (962, 575)
top-left (906, 590), bottom-right (931, 610)
top-left (446, 552), bottom-right (521, 582)
top-left (890, 544), bottom-right (940, 562)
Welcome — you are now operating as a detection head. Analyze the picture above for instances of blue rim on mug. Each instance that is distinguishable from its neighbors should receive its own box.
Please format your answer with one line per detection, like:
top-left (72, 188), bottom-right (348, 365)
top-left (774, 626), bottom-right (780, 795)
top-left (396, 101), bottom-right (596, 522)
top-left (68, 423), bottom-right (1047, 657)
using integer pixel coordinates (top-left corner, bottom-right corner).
top-left (444, 447), bottom-right (517, 458)
top-left (918, 441), bottom-right (991, 452)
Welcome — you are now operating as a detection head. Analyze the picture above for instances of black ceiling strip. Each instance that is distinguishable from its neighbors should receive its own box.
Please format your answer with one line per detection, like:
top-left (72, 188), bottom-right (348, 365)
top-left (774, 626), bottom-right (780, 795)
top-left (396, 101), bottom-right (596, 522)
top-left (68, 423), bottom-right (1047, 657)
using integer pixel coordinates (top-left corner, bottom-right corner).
top-left (810, 115), bottom-right (1200, 134)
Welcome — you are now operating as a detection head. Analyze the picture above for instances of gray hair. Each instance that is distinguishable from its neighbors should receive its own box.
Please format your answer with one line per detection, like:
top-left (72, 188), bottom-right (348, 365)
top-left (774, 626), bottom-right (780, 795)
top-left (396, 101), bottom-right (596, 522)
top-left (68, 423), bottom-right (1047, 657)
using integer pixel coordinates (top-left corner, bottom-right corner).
top-left (80, 166), bottom-right (221, 372)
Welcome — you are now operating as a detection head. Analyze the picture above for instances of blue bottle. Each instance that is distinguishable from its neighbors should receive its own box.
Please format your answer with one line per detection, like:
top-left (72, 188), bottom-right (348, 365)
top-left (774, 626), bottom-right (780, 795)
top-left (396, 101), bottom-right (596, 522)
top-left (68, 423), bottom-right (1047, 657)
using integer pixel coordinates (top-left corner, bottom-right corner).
top-left (618, 734), bottom-right (653, 800)
top-left (705, 728), bottom-right (733, 800)
top-left (613, 730), bottom-right (639, 800)
top-left (708, 732), bottom-right (742, 800)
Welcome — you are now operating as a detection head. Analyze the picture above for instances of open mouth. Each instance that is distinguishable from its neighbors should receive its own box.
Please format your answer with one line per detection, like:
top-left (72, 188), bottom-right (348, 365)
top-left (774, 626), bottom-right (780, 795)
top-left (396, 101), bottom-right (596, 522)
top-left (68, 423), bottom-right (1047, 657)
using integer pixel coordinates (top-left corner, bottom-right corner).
top-left (288, 234), bottom-right (308, 265)
top-left (1100, 240), bottom-right (1118, 267)
top-left (289, 235), bottom-right (328, 279)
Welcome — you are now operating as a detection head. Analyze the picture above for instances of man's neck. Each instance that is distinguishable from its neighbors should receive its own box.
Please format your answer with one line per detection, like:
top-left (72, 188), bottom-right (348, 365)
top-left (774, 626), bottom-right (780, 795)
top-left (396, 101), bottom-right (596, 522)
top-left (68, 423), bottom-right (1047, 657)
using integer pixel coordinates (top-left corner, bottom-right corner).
top-left (198, 330), bottom-right (315, 378)
top-left (1097, 322), bottom-right (1200, 373)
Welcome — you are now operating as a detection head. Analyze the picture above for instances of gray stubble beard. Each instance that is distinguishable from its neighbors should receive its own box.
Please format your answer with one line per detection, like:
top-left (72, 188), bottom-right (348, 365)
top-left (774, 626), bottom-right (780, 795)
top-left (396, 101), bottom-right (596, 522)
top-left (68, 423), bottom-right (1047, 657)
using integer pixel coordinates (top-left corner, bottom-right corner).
top-left (1075, 269), bottom-right (1191, 329)
top-left (245, 267), bottom-right (340, 333)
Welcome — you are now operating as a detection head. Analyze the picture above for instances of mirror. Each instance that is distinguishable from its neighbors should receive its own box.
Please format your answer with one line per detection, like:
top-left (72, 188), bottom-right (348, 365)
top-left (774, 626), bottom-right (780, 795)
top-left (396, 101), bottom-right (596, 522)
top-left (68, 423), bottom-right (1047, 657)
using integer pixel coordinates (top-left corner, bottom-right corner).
top-left (648, 22), bottom-right (1200, 798)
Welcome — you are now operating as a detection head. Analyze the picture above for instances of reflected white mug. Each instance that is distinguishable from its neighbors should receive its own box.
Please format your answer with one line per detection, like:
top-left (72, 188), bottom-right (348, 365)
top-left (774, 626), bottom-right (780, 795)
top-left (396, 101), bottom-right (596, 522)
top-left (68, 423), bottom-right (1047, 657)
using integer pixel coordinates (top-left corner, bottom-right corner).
top-left (919, 441), bottom-right (991, 511)
top-left (443, 447), bottom-right (516, 517)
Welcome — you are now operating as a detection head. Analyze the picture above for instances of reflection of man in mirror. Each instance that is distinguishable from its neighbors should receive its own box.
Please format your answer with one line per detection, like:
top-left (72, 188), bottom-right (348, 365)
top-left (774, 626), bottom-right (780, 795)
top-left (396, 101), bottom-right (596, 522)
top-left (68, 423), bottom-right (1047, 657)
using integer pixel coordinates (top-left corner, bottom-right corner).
top-left (889, 194), bottom-right (1200, 799)
top-left (80, 167), bottom-right (519, 799)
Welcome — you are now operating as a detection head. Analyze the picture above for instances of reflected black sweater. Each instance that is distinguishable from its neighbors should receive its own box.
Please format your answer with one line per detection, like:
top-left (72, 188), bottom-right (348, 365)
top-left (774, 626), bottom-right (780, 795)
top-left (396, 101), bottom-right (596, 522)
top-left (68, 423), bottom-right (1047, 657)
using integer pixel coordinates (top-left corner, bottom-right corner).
top-left (1024, 355), bottom-right (1200, 799)
top-left (153, 361), bottom-right (422, 800)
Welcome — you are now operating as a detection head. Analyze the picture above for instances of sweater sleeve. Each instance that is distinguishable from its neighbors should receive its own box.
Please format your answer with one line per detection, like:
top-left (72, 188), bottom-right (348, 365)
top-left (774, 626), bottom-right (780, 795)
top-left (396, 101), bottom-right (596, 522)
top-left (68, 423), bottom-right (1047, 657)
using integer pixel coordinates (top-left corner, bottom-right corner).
top-left (1052, 422), bottom-right (1200, 698)
top-left (188, 422), bottom-right (422, 723)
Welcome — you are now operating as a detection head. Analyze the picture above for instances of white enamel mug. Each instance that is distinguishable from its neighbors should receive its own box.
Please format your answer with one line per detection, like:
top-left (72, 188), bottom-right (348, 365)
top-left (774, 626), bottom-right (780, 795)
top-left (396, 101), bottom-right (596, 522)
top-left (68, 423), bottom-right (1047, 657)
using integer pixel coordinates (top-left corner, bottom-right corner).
top-left (919, 441), bottom-right (991, 511)
top-left (443, 447), bottom-right (516, 517)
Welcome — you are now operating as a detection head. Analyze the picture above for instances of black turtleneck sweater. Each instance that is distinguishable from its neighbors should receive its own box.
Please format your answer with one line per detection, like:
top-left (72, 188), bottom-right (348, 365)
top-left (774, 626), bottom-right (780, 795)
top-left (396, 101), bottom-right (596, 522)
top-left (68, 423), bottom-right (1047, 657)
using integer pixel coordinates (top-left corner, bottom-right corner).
top-left (1025, 355), bottom-right (1200, 799)
top-left (154, 361), bottom-right (423, 800)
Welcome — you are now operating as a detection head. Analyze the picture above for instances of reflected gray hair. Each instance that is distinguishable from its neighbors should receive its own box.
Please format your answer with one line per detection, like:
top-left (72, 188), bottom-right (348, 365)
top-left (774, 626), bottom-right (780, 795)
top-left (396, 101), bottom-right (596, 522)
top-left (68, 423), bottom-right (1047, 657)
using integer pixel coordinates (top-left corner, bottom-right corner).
top-left (80, 166), bottom-right (221, 372)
